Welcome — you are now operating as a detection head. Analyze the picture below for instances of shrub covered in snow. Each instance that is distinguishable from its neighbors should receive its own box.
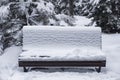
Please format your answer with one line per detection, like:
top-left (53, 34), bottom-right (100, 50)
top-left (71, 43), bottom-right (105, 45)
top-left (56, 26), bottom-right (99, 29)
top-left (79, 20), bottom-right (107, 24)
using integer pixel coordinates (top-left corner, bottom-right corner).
top-left (0, 0), bottom-right (75, 50)
top-left (2, 19), bottom-right (23, 49)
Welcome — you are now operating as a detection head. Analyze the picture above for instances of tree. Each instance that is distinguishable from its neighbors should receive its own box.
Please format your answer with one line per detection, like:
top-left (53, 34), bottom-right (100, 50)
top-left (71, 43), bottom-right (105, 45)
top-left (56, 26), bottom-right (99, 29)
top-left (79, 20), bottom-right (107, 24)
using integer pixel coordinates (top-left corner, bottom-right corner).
top-left (92, 0), bottom-right (120, 33)
top-left (0, 0), bottom-right (75, 51)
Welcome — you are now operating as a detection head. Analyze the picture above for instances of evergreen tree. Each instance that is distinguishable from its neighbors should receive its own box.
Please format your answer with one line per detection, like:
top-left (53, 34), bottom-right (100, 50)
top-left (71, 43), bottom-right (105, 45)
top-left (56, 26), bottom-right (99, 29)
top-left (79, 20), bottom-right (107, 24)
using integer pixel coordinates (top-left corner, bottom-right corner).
top-left (92, 0), bottom-right (120, 33)
top-left (0, 0), bottom-right (75, 51)
top-left (74, 0), bottom-right (98, 16)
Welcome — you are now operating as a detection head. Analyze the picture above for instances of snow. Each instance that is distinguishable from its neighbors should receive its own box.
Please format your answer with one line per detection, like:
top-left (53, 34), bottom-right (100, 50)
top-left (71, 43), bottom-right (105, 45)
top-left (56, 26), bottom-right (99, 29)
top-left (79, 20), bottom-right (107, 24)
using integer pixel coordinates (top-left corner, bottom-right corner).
top-left (36, 0), bottom-right (54, 13)
top-left (0, 46), bottom-right (22, 80)
top-left (20, 26), bottom-right (104, 61)
top-left (0, 46), bottom-right (22, 66)
top-left (0, 5), bottom-right (9, 18)
top-left (0, 16), bottom-right (120, 80)
top-left (23, 26), bottom-right (101, 49)
top-left (10, 71), bottom-right (120, 80)
top-left (55, 14), bottom-right (74, 26)
top-left (74, 16), bottom-right (93, 26)
top-left (0, 36), bottom-right (119, 80)
top-left (19, 47), bottom-right (106, 61)
top-left (0, 0), bottom-right (119, 79)
top-left (102, 34), bottom-right (120, 73)
top-left (2, 34), bottom-right (119, 80)
top-left (90, 0), bottom-right (100, 5)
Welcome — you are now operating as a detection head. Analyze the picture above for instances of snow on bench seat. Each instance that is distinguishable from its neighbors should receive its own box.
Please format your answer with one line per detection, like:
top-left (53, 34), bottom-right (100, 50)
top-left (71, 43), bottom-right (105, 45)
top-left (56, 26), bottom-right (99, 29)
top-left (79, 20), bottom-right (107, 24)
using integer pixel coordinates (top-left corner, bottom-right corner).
top-left (19, 47), bottom-right (106, 61)
top-left (19, 26), bottom-right (106, 61)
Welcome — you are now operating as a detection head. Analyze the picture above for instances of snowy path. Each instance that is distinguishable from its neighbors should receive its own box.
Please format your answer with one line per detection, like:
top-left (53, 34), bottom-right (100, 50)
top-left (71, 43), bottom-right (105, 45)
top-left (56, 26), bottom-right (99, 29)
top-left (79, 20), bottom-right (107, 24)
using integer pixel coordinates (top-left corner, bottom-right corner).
top-left (11, 71), bottom-right (120, 80)
top-left (102, 34), bottom-right (120, 74)
top-left (9, 34), bottom-right (120, 80)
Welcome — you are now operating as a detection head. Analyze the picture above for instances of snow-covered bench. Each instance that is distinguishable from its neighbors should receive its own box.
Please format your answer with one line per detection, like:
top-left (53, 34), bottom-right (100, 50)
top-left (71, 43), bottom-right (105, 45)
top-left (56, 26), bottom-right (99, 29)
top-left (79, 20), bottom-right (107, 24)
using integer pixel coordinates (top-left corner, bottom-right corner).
top-left (19, 26), bottom-right (106, 72)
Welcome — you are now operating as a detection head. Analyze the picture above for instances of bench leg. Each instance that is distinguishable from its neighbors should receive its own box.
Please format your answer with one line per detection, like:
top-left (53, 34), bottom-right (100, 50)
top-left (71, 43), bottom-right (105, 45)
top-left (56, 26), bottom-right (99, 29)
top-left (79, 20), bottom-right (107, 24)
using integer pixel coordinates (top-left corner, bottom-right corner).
top-left (23, 67), bottom-right (28, 72)
top-left (95, 66), bottom-right (101, 73)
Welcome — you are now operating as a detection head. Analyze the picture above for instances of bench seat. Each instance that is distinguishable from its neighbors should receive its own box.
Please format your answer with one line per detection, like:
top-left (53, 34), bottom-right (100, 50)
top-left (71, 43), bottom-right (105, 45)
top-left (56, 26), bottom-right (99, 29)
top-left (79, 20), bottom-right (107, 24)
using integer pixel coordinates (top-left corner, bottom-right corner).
top-left (19, 47), bottom-right (106, 61)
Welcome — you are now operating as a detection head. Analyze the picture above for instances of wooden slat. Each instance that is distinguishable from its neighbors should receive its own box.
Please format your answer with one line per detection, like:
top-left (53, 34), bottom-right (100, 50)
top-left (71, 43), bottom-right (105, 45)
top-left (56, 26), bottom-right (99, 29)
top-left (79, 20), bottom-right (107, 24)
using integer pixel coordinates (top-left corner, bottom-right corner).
top-left (19, 61), bottom-right (106, 67)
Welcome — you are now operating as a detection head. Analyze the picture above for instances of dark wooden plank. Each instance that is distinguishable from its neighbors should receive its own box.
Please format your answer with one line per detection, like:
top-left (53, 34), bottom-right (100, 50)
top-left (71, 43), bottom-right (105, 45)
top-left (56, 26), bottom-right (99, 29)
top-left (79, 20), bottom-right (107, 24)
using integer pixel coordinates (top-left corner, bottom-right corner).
top-left (19, 61), bottom-right (106, 67)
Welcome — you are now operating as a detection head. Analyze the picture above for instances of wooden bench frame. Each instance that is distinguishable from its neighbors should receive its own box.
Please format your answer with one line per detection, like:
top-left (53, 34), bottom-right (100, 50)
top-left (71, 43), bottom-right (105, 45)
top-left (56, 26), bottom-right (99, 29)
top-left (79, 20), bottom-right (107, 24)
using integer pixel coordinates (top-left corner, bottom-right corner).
top-left (19, 26), bottom-right (106, 72)
top-left (19, 60), bottom-right (106, 72)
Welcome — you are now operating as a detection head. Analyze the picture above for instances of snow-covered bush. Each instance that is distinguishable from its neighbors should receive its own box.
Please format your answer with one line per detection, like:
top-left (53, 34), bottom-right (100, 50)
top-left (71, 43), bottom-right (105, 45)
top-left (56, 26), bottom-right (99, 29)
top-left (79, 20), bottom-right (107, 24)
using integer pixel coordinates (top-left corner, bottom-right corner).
top-left (1, 19), bottom-right (23, 50)
top-left (0, 0), bottom-right (9, 6)
top-left (26, 1), bottom-right (55, 25)
top-left (55, 14), bottom-right (74, 26)
top-left (0, 0), bottom-right (75, 50)
top-left (0, 2), bottom-right (27, 50)
top-left (50, 0), bottom-right (70, 15)
top-left (0, 4), bottom-right (10, 24)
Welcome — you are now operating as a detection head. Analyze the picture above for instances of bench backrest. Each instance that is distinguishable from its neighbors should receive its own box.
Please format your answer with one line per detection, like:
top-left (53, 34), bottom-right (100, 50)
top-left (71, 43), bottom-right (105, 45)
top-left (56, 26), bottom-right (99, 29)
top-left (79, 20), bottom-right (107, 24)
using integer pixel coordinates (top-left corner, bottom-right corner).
top-left (23, 26), bottom-right (101, 49)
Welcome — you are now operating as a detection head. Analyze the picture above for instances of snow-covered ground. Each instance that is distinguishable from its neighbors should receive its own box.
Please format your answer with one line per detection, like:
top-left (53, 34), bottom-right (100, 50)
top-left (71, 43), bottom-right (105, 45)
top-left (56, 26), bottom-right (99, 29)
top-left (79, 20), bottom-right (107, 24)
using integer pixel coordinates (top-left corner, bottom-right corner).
top-left (0, 34), bottom-right (120, 80)
top-left (102, 34), bottom-right (120, 74)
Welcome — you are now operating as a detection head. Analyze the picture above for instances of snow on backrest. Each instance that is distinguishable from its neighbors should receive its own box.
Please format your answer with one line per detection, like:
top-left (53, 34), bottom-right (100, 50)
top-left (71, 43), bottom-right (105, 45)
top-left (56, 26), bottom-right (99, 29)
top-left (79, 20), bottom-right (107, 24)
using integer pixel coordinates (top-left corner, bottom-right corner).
top-left (23, 26), bottom-right (101, 49)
